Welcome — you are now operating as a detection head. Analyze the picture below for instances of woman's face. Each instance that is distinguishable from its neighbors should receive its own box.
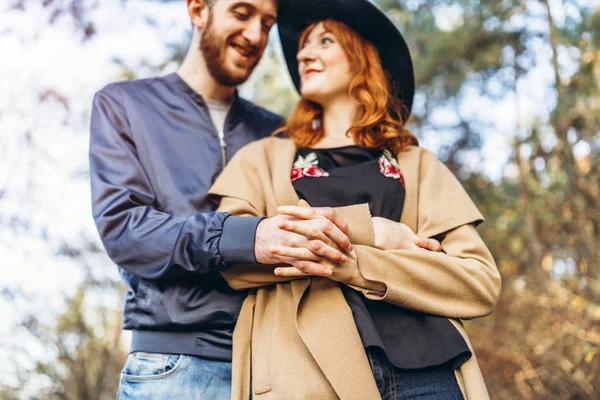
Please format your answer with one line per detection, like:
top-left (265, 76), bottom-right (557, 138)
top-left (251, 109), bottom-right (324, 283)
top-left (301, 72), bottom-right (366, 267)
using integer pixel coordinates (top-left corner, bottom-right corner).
top-left (297, 22), bottom-right (354, 105)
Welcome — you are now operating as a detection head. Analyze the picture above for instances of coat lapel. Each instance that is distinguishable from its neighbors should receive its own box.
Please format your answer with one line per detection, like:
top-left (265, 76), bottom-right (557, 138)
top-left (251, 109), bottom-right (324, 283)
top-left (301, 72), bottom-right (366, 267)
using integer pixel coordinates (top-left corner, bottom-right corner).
top-left (396, 145), bottom-right (420, 232)
top-left (295, 278), bottom-right (381, 399)
top-left (271, 138), bottom-right (301, 207)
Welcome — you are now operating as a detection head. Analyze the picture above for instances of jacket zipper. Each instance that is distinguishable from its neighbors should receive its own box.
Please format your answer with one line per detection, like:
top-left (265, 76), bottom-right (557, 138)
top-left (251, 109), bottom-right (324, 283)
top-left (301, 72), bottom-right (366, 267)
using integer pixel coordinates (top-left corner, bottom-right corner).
top-left (203, 99), bottom-right (231, 167)
top-left (217, 130), bottom-right (227, 166)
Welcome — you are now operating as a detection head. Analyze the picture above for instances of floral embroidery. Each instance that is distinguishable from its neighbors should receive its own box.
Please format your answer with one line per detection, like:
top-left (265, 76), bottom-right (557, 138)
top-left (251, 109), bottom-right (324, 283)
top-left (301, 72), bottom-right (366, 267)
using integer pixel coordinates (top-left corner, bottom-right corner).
top-left (379, 150), bottom-right (405, 188)
top-left (291, 152), bottom-right (329, 182)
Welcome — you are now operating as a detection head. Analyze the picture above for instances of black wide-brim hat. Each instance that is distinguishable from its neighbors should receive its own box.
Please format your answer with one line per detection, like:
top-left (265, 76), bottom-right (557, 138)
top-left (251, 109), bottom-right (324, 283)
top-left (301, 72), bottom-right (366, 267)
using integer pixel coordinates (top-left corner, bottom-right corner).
top-left (277, 0), bottom-right (415, 120)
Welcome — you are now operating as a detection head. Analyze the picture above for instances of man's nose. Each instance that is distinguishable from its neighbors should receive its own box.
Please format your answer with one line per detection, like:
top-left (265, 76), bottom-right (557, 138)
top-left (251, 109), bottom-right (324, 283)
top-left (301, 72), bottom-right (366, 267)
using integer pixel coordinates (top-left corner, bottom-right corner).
top-left (242, 19), bottom-right (263, 46)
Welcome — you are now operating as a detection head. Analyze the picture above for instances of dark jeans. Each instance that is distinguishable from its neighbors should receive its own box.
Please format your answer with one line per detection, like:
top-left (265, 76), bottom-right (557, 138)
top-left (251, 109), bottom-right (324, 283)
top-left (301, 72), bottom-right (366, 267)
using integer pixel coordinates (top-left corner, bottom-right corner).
top-left (367, 348), bottom-right (464, 400)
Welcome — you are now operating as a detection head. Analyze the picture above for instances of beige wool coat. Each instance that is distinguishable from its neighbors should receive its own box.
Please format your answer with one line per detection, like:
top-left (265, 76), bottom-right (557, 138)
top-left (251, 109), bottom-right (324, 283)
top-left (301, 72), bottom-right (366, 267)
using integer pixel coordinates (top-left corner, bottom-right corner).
top-left (209, 137), bottom-right (502, 400)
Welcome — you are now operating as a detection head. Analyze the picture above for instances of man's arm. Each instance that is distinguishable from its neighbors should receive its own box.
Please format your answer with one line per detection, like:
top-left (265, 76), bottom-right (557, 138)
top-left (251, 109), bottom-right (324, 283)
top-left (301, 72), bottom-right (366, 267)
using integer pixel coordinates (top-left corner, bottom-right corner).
top-left (222, 201), bottom-right (442, 289)
top-left (90, 85), bottom-right (260, 280)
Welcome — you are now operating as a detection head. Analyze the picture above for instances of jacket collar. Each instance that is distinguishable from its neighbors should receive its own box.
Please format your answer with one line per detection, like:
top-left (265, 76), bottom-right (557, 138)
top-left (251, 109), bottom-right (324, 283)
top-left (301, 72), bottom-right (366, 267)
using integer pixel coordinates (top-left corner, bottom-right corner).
top-left (164, 72), bottom-right (244, 130)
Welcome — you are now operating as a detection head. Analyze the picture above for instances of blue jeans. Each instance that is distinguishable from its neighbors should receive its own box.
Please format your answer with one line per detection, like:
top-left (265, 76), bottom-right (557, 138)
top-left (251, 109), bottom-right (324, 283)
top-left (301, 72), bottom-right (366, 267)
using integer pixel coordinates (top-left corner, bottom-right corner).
top-left (367, 348), bottom-right (464, 400)
top-left (117, 352), bottom-right (231, 400)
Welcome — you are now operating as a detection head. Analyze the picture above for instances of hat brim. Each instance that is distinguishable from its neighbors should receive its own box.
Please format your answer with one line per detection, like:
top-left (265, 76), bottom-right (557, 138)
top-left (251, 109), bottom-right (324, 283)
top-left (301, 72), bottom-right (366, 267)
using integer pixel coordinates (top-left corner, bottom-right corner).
top-left (277, 0), bottom-right (415, 119)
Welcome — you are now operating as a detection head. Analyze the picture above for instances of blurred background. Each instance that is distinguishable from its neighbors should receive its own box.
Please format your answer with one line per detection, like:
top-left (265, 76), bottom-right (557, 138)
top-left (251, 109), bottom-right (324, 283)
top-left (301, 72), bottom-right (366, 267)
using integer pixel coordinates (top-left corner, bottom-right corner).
top-left (1, 0), bottom-right (598, 398)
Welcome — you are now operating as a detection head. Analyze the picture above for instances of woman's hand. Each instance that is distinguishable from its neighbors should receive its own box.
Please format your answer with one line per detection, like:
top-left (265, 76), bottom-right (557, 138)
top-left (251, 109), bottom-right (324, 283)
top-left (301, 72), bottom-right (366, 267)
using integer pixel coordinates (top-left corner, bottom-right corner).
top-left (274, 248), bottom-right (386, 291)
top-left (273, 202), bottom-right (443, 279)
top-left (372, 217), bottom-right (441, 252)
top-left (273, 248), bottom-right (359, 283)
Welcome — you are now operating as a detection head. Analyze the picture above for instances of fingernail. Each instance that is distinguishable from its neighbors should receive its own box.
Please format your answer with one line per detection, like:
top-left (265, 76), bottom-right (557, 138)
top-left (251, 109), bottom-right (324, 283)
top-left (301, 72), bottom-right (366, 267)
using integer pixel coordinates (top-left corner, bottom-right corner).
top-left (274, 269), bottom-right (281, 275)
top-left (341, 255), bottom-right (348, 263)
top-left (347, 244), bottom-right (353, 252)
top-left (325, 269), bottom-right (333, 276)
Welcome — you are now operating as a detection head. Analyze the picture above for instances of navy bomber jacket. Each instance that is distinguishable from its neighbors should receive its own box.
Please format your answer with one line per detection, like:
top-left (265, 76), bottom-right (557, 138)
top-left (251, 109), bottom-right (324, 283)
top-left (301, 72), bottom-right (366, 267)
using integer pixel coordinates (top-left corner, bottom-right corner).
top-left (89, 72), bottom-right (283, 360)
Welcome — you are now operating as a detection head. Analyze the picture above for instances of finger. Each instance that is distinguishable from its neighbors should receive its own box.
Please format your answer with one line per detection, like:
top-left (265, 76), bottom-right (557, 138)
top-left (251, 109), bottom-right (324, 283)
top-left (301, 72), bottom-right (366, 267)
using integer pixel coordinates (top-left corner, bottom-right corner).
top-left (270, 245), bottom-right (321, 262)
top-left (277, 219), bottom-right (337, 248)
top-left (314, 218), bottom-right (352, 252)
top-left (287, 261), bottom-right (333, 276)
top-left (298, 199), bottom-right (311, 207)
top-left (278, 206), bottom-right (352, 252)
top-left (271, 242), bottom-right (348, 264)
top-left (274, 266), bottom-right (324, 277)
top-left (274, 267), bottom-right (309, 277)
top-left (414, 237), bottom-right (442, 252)
top-left (313, 206), bottom-right (351, 237)
top-left (280, 204), bottom-right (350, 236)
top-left (278, 205), bottom-right (319, 220)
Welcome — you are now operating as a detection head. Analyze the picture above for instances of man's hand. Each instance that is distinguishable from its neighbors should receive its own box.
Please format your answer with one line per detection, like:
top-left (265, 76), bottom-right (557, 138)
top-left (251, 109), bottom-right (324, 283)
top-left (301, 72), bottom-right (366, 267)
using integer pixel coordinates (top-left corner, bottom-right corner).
top-left (372, 217), bottom-right (441, 252)
top-left (254, 200), bottom-right (353, 276)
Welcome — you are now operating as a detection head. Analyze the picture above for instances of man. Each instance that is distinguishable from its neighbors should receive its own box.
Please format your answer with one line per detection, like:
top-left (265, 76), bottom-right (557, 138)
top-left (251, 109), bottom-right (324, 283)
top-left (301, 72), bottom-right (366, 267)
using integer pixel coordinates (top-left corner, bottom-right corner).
top-left (89, 0), bottom-right (356, 397)
top-left (90, 0), bottom-right (441, 397)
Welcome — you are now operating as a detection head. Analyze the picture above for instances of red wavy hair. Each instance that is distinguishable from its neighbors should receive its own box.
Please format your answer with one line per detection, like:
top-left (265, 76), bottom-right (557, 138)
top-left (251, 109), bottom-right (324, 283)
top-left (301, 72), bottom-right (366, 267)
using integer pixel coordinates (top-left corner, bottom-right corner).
top-left (277, 20), bottom-right (418, 153)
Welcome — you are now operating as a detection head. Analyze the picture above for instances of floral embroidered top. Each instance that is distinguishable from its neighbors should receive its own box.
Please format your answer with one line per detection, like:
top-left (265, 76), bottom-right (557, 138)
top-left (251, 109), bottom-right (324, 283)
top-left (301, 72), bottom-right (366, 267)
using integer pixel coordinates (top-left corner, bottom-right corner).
top-left (292, 146), bottom-right (406, 221)
top-left (291, 145), bottom-right (471, 371)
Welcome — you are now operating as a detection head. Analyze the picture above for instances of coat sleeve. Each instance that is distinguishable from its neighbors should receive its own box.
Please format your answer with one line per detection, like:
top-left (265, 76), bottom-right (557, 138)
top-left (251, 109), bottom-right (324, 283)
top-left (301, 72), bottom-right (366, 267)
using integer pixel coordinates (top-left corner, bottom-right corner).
top-left (348, 149), bottom-right (500, 319)
top-left (90, 85), bottom-right (258, 280)
top-left (350, 223), bottom-right (501, 319)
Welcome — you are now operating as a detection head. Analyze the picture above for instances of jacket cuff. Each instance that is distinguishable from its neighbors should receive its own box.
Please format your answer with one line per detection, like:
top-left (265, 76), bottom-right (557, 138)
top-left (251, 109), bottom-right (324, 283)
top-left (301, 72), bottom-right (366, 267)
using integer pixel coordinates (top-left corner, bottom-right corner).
top-left (219, 216), bottom-right (265, 267)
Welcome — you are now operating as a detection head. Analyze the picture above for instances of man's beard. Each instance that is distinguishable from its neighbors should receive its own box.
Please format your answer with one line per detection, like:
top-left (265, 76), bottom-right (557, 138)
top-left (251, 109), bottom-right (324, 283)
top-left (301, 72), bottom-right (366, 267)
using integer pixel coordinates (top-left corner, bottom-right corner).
top-left (200, 14), bottom-right (262, 87)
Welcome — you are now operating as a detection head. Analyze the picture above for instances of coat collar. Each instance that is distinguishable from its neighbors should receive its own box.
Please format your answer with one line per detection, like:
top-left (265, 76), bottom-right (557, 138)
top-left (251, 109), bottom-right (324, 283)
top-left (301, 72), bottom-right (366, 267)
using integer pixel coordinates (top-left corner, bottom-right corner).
top-left (396, 145), bottom-right (420, 231)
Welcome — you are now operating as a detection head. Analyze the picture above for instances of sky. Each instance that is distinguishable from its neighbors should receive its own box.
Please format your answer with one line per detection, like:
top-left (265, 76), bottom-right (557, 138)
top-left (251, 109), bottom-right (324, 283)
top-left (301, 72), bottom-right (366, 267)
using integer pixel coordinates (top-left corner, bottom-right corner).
top-left (0, 0), bottom-right (596, 390)
top-left (1, 0), bottom-right (191, 387)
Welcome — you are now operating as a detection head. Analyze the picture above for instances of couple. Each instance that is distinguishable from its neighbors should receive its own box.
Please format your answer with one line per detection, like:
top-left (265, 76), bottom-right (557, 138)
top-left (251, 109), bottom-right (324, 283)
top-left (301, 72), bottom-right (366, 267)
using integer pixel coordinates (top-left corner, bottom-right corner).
top-left (90, 0), bottom-right (501, 399)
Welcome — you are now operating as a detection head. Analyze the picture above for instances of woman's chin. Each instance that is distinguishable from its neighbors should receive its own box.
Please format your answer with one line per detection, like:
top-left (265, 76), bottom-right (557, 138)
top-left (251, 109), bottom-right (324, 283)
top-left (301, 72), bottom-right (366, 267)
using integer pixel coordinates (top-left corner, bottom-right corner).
top-left (300, 90), bottom-right (327, 105)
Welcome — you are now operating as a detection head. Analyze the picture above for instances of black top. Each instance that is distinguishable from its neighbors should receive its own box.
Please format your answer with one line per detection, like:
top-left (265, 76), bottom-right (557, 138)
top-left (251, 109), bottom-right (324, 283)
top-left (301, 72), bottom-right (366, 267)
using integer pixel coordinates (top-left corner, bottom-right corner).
top-left (292, 145), bottom-right (472, 369)
top-left (90, 72), bottom-right (283, 360)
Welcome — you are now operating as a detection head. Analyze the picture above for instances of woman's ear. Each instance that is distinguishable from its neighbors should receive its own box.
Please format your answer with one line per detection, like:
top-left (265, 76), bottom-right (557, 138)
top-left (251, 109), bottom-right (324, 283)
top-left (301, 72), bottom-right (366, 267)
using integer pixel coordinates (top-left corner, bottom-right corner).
top-left (186, 0), bottom-right (210, 31)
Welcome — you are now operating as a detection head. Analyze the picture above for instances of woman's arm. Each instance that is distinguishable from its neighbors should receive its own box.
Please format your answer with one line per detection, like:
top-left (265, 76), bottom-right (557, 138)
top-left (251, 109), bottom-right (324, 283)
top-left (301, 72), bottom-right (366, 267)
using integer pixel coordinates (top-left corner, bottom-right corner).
top-left (274, 221), bottom-right (500, 320)
top-left (349, 222), bottom-right (501, 319)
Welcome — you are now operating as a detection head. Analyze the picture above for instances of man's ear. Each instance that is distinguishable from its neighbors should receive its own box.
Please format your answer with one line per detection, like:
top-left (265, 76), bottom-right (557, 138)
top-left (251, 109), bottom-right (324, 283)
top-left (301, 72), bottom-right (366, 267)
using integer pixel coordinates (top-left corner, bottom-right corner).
top-left (186, 0), bottom-right (210, 31)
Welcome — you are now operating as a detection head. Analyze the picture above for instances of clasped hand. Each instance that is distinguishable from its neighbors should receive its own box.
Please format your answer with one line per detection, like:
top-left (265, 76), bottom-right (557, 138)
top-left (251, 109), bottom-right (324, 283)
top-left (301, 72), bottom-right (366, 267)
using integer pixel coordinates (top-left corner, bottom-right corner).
top-left (254, 200), bottom-right (441, 285)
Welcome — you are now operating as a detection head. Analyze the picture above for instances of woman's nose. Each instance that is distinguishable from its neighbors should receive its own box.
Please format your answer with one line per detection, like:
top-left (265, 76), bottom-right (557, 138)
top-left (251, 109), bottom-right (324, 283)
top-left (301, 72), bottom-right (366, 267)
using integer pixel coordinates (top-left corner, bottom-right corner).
top-left (297, 45), bottom-right (316, 63)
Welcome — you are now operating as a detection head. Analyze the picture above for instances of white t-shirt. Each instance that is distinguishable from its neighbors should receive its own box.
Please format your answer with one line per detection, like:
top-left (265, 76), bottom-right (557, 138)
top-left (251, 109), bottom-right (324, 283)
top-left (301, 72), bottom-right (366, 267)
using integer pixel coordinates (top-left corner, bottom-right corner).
top-left (204, 97), bottom-right (232, 139)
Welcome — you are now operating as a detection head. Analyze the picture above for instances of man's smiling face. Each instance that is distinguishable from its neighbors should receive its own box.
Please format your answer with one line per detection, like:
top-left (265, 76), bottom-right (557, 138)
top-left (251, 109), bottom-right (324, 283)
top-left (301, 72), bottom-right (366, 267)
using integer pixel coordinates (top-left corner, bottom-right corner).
top-left (201, 0), bottom-right (277, 87)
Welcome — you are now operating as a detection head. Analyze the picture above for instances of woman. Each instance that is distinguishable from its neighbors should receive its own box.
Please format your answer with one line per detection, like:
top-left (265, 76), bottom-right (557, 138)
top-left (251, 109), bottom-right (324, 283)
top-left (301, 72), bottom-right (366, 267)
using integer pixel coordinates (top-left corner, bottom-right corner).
top-left (209, 0), bottom-right (501, 399)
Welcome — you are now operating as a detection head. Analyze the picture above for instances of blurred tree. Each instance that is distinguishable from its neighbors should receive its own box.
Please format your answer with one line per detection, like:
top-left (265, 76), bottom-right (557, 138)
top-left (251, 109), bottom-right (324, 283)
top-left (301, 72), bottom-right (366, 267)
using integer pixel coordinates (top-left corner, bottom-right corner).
top-left (0, 273), bottom-right (126, 400)
top-left (3, 0), bottom-right (599, 398)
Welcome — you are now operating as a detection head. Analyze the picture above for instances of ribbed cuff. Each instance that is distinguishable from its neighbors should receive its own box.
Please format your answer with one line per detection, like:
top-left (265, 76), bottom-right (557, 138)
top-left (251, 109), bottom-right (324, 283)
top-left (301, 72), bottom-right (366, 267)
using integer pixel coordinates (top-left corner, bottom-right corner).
top-left (219, 216), bottom-right (265, 267)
